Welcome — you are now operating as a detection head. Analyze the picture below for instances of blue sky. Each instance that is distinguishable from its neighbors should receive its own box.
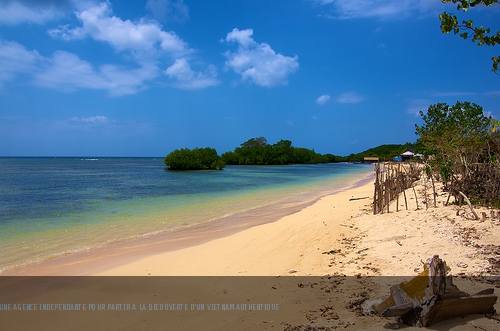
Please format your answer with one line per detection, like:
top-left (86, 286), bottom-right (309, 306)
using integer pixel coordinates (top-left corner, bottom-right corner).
top-left (0, 0), bottom-right (498, 157)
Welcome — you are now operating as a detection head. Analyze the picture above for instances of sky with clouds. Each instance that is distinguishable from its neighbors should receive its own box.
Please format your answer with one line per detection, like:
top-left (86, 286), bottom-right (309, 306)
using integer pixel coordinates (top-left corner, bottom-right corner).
top-left (0, 0), bottom-right (499, 156)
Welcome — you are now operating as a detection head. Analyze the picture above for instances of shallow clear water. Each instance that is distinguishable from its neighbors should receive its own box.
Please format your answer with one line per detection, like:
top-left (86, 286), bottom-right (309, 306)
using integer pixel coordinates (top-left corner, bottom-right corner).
top-left (0, 157), bottom-right (372, 273)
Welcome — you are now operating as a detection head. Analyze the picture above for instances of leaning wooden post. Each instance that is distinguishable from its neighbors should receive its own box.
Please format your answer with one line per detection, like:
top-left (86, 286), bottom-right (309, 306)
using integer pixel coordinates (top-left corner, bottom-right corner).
top-left (412, 185), bottom-right (419, 210)
top-left (396, 180), bottom-right (400, 212)
top-left (424, 170), bottom-right (428, 210)
top-left (459, 191), bottom-right (479, 220)
top-left (373, 163), bottom-right (380, 214)
top-left (396, 164), bottom-right (401, 212)
top-left (403, 186), bottom-right (408, 210)
top-left (386, 178), bottom-right (390, 214)
top-left (431, 173), bottom-right (437, 208)
top-left (400, 165), bottom-right (409, 210)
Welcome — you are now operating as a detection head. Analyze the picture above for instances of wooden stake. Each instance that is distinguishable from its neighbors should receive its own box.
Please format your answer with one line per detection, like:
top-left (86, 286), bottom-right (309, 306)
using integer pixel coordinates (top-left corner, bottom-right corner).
top-left (413, 185), bottom-right (419, 210)
top-left (458, 191), bottom-right (479, 220)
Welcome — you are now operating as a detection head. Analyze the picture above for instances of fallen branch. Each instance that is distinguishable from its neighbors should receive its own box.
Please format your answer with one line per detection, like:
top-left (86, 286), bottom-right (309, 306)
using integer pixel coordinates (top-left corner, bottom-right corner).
top-left (459, 191), bottom-right (479, 220)
top-left (349, 196), bottom-right (370, 201)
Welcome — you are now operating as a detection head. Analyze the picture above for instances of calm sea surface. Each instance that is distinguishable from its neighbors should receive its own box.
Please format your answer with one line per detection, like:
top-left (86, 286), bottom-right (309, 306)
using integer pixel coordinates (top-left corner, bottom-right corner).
top-left (0, 157), bottom-right (373, 273)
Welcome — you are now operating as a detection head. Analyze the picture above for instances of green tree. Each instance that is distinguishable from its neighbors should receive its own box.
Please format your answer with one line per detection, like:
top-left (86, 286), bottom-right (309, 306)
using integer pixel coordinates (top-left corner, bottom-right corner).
top-left (220, 150), bottom-right (239, 164)
top-left (415, 101), bottom-right (491, 162)
top-left (164, 147), bottom-right (225, 170)
top-left (271, 139), bottom-right (293, 164)
top-left (439, 0), bottom-right (500, 73)
top-left (240, 137), bottom-right (268, 148)
top-left (324, 153), bottom-right (336, 163)
top-left (231, 137), bottom-right (269, 165)
top-left (221, 137), bottom-right (330, 165)
top-left (415, 101), bottom-right (500, 205)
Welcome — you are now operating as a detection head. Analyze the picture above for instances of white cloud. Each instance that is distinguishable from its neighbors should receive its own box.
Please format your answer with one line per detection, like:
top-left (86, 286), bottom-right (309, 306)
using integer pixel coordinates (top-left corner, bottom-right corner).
top-left (335, 92), bottom-right (364, 104)
top-left (1, 2), bottom-right (217, 94)
top-left (48, 24), bottom-right (86, 41)
top-left (314, 0), bottom-right (446, 20)
top-left (226, 28), bottom-right (255, 47)
top-left (0, 0), bottom-right (68, 25)
top-left (165, 58), bottom-right (219, 89)
top-left (224, 28), bottom-right (299, 87)
top-left (0, 39), bottom-right (41, 85)
top-left (316, 94), bottom-right (331, 105)
top-left (33, 50), bottom-right (159, 95)
top-left (71, 115), bottom-right (109, 123)
top-left (0, 37), bottom-right (162, 95)
top-left (49, 1), bottom-right (191, 57)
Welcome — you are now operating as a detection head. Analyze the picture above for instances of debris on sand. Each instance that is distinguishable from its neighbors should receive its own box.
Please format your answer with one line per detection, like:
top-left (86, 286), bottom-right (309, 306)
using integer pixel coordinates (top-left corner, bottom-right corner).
top-left (367, 255), bottom-right (497, 327)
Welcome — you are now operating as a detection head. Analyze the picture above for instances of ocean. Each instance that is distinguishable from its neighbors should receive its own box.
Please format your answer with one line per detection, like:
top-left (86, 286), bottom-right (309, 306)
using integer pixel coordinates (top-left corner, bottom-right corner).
top-left (0, 157), bottom-right (373, 273)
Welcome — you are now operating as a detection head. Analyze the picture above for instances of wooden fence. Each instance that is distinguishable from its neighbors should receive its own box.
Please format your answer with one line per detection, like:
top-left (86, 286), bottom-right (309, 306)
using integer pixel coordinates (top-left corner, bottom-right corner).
top-left (373, 162), bottom-right (422, 214)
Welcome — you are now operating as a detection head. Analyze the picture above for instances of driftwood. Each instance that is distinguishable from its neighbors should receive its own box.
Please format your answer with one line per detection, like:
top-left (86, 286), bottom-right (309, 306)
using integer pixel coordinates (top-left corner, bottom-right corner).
top-left (459, 191), bottom-right (479, 220)
top-left (349, 196), bottom-right (370, 201)
top-left (369, 255), bottom-right (497, 327)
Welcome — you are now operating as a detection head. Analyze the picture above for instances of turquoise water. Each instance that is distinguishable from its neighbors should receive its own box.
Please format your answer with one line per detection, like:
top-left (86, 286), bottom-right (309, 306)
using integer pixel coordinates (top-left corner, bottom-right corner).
top-left (0, 158), bottom-right (372, 273)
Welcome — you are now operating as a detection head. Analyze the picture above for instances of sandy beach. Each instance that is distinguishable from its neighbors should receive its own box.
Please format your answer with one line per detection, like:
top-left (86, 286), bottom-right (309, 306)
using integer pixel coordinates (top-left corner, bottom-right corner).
top-left (1, 170), bottom-right (499, 330)
top-left (93, 174), bottom-right (375, 277)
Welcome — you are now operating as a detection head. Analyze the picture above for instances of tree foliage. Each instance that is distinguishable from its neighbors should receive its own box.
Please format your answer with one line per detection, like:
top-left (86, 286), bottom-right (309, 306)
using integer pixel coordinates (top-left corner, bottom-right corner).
top-left (415, 101), bottom-right (491, 159)
top-left (164, 147), bottom-right (225, 170)
top-left (415, 101), bottom-right (500, 206)
top-left (439, 0), bottom-right (500, 73)
top-left (334, 144), bottom-right (415, 162)
top-left (221, 137), bottom-right (330, 165)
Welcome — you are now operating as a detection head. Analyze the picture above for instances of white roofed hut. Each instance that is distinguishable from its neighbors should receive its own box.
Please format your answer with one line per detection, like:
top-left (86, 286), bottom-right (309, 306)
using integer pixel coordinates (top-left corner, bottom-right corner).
top-left (401, 150), bottom-right (414, 162)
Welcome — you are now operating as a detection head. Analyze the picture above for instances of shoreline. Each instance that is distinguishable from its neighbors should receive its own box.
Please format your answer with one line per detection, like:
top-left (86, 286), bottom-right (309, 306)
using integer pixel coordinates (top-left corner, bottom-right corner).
top-left (1, 168), bottom-right (499, 330)
top-left (2, 171), bottom-right (375, 276)
top-left (94, 172), bottom-right (376, 276)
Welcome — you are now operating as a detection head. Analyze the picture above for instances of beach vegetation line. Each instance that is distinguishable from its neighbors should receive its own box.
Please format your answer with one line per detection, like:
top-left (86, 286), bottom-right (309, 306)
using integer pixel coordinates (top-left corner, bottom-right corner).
top-left (415, 101), bottom-right (500, 207)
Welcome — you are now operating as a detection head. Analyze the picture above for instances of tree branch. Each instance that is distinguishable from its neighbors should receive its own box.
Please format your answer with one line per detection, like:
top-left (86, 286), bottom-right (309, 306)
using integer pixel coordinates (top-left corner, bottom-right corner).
top-left (459, 191), bottom-right (479, 220)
